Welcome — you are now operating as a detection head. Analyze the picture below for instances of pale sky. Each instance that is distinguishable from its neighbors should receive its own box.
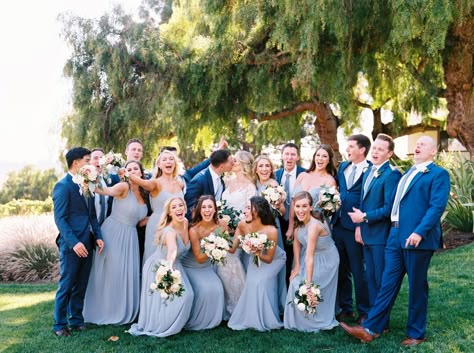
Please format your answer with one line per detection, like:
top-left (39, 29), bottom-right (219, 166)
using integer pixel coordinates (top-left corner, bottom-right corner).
top-left (0, 0), bottom-right (141, 172)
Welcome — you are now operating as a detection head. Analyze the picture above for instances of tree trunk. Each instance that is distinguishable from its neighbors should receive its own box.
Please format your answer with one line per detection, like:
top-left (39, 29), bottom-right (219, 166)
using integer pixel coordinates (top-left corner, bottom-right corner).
top-left (311, 101), bottom-right (341, 162)
top-left (444, 14), bottom-right (474, 160)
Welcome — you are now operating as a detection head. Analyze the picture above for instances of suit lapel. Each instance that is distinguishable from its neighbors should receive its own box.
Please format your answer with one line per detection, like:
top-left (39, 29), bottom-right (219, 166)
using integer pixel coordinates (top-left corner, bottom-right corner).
top-left (205, 169), bottom-right (215, 195)
top-left (364, 162), bottom-right (388, 200)
top-left (403, 163), bottom-right (434, 198)
top-left (339, 162), bottom-right (350, 190)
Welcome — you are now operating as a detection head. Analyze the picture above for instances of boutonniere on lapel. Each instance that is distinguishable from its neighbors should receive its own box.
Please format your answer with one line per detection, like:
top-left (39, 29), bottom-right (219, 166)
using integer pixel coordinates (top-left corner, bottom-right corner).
top-left (421, 167), bottom-right (429, 174)
top-left (362, 166), bottom-right (369, 174)
top-left (373, 169), bottom-right (383, 178)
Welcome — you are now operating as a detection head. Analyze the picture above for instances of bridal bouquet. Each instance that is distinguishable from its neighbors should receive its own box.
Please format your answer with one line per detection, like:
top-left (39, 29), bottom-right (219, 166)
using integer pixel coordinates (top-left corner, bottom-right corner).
top-left (291, 281), bottom-right (323, 317)
top-left (238, 232), bottom-right (275, 267)
top-left (261, 185), bottom-right (287, 216)
top-left (99, 151), bottom-right (126, 183)
top-left (316, 185), bottom-right (341, 216)
top-left (216, 199), bottom-right (243, 232)
top-left (200, 227), bottom-right (232, 265)
top-left (149, 260), bottom-right (185, 302)
top-left (72, 164), bottom-right (101, 198)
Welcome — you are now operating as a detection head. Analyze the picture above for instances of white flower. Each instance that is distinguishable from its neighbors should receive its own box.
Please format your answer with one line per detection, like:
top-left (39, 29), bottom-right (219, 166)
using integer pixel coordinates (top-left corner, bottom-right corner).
top-left (150, 282), bottom-right (158, 291)
top-left (171, 269), bottom-right (181, 280)
top-left (293, 298), bottom-right (299, 305)
top-left (298, 285), bottom-right (308, 296)
top-left (160, 292), bottom-right (169, 300)
top-left (170, 283), bottom-right (181, 293)
top-left (297, 303), bottom-right (306, 312)
top-left (216, 201), bottom-right (222, 208)
top-left (311, 287), bottom-right (320, 296)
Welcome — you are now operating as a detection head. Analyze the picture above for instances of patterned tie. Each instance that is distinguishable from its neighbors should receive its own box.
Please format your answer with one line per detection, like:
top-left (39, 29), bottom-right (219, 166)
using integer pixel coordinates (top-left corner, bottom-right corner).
top-left (99, 194), bottom-right (106, 225)
top-left (391, 166), bottom-right (417, 218)
top-left (363, 166), bottom-right (377, 197)
top-left (284, 173), bottom-right (291, 220)
top-left (347, 165), bottom-right (357, 189)
top-left (215, 176), bottom-right (223, 200)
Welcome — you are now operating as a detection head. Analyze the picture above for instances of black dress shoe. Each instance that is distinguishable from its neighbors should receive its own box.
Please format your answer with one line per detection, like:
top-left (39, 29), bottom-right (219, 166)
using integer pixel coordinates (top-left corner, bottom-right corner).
top-left (54, 328), bottom-right (71, 337)
top-left (336, 312), bottom-right (355, 321)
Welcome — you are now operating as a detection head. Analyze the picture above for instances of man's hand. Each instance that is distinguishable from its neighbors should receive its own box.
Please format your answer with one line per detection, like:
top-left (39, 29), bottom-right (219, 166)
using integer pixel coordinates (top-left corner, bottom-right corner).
top-left (405, 233), bottom-right (422, 248)
top-left (96, 239), bottom-right (105, 254)
top-left (348, 207), bottom-right (365, 224)
top-left (355, 226), bottom-right (364, 245)
top-left (73, 242), bottom-right (88, 257)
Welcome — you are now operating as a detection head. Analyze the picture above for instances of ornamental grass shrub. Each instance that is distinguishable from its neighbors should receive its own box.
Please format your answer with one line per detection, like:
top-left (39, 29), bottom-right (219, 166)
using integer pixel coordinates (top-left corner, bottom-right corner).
top-left (0, 197), bottom-right (53, 216)
top-left (0, 215), bottom-right (59, 282)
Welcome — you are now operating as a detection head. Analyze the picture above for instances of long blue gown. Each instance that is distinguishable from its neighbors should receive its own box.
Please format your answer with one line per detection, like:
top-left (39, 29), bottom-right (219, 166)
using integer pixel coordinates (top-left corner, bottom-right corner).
top-left (128, 226), bottom-right (194, 337)
top-left (83, 190), bottom-right (147, 325)
top-left (284, 218), bottom-right (339, 332)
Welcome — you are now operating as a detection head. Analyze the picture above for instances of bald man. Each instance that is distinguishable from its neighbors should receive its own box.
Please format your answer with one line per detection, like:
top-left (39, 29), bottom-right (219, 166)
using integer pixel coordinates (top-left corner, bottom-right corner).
top-left (340, 136), bottom-right (450, 347)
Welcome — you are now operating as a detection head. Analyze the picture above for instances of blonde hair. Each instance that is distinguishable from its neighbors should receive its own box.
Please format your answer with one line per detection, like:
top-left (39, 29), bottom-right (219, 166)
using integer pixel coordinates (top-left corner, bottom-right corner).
top-left (235, 150), bottom-right (254, 182)
top-left (253, 154), bottom-right (276, 184)
top-left (154, 150), bottom-right (178, 178)
top-left (155, 196), bottom-right (187, 244)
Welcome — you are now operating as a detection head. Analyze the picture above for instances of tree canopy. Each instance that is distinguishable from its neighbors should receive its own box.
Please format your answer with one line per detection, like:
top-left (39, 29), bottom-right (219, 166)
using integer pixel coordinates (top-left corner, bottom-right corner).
top-left (60, 0), bottom-right (474, 164)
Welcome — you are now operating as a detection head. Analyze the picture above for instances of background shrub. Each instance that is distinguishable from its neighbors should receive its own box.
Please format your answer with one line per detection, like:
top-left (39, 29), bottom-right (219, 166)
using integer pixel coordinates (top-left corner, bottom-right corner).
top-left (0, 197), bottom-right (53, 217)
top-left (0, 215), bottom-right (59, 282)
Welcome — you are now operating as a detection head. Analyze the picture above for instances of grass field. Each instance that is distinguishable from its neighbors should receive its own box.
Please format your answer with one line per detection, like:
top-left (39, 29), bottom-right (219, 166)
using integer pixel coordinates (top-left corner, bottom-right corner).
top-left (1, 244), bottom-right (473, 353)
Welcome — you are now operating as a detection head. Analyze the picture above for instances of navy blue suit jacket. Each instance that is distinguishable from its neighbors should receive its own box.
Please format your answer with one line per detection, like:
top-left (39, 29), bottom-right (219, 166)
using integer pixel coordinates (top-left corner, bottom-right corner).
top-left (333, 160), bottom-right (372, 231)
top-left (53, 174), bottom-right (102, 251)
top-left (184, 168), bottom-right (222, 219)
top-left (359, 162), bottom-right (402, 245)
top-left (183, 159), bottom-right (211, 184)
top-left (387, 163), bottom-right (450, 251)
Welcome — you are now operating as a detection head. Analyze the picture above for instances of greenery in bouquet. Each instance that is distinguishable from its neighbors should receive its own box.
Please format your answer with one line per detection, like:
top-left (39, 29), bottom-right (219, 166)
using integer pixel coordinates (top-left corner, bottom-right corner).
top-left (238, 231), bottom-right (275, 267)
top-left (316, 185), bottom-right (341, 217)
top-left (99, 151), bottom-right (126, 183)
top-left (149, 260), bottom-right (185, 303)
top-left (290, 280), bottom-right (323, 317)
top-left (200, 227), bottom-right (232, 265)
top-left (216, 199), bottom-right (243, 232)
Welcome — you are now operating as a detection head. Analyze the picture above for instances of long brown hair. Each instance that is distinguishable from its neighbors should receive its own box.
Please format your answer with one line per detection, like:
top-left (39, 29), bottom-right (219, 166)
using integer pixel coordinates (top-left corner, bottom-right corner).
top-left (307, 144), bottom-right (337, 177)
top-left (292, 191), bottom-right (324, 227)
top-left (191, 195), bottom-right (219, 227)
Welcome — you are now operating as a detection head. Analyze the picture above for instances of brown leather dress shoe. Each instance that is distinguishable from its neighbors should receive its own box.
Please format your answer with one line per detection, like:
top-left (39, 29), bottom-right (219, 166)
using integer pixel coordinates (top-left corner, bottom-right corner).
top-left (54, 328), bottom-right (71, 337)
top-left (336, 312), bottom-right (355, 321)
top-left (340, 322), bottom-right (374, 343)
top-left (401, 337), bottom-right (426, 346)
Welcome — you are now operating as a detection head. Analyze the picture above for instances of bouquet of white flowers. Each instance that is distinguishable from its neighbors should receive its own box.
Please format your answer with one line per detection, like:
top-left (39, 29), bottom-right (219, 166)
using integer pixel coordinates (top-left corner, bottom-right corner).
top-left (149, 260), bottom-right (185, 303)
top-left (72, 164), bottom-right (101, 198)
top-left (316, 185), bottom-right (341, 216)
top-left (238, 232), bottom-right (275, 267)
top-left (261, 184), bottom-right (287, 216)
top-left (200, 227), bottom-right (232, 265)
top-left (291, 281), bottom-right (323, 317)
top-left (99, 151), bottom-right (126, 183)
top-left (216, 199), bottom-right (243, 232)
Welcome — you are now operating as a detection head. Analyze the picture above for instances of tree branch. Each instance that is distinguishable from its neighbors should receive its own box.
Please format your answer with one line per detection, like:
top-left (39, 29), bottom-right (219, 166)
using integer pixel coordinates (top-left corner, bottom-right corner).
top-left (248, 100), bottom-right (318, 121)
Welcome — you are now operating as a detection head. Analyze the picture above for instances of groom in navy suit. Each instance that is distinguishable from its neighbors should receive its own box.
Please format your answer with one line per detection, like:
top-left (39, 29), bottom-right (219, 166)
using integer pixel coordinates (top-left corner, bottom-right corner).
top-left (332, 134), bottom-right (371, 323)
top-left (52, 147), bottom-right (104, 337)
top-left (184, 149), bottom-right (234, 219)
top-left (341, 135), bottom-right (450, 347)
top-left (348, 134), bottom-right (401, 307)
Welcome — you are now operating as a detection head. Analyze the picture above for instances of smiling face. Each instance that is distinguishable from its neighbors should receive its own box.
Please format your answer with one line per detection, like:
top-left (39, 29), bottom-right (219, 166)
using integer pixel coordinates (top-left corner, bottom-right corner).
top-left (371, 138), bottom-right (393, 166)
top-left (125, 142), bottom-right (144, 162)
top-left (126, 161), bottom-right (143, 177)
top-left (294, 197), bottom-right (312, 223)
top-left (255, 157), bottom-right (273, 182)
top-left (244, 201), bottom-right (254, 223)
top-left (282, 146), bottom-right (299, 172)
top-left (158, 151), bottom-right (176, 175)
top-left (313, 148), bottom-right (330, 172)
top-left (168, 198), bottom-right (186, 222)
top-left (200, 199), bottom-right (216, 222)
top-left (414, 136), bottom-right (437, 164)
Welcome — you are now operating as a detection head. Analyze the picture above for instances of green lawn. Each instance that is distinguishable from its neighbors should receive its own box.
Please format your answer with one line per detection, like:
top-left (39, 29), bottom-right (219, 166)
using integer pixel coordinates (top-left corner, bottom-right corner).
top-left (1, 244), bottom-right (473, 353)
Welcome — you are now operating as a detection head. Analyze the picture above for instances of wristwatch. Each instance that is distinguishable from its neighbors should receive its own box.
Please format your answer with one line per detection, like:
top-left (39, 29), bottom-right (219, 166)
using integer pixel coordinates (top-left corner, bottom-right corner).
top-left (363, 213), bottom-right (368, 223)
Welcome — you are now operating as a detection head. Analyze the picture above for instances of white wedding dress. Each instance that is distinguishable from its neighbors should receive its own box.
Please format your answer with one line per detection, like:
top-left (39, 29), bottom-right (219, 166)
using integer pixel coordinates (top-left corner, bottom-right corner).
top-left (217, 182), bottom-right (256, 319)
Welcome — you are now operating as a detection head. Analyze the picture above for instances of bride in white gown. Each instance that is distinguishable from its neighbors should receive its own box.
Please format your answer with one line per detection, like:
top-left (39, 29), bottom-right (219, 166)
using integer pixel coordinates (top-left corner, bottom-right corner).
top-left (217, 151), bottom-right (256, 319)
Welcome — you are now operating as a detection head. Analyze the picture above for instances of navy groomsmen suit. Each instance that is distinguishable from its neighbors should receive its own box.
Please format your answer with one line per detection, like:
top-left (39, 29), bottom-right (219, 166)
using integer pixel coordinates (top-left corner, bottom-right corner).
top-left (358, 161), bottom-right (401, 305)
top-left (53, 172), bottom-right (103, 332)
top-left (332, 160), bottom-right (371, 318)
